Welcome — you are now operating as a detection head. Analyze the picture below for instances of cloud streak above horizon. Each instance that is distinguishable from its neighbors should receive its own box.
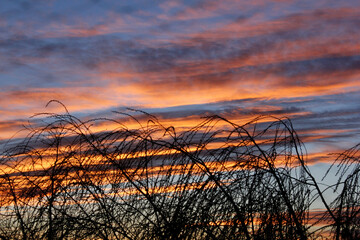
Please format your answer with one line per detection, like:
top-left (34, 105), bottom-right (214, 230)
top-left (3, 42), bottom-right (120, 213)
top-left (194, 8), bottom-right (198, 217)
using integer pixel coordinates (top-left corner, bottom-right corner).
top-left (0, 0), bottom-right (360, 163)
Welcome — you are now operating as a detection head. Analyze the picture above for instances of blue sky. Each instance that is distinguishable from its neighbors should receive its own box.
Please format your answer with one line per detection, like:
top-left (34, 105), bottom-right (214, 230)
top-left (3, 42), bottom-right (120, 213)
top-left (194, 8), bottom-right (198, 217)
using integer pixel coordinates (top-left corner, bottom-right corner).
top-left (0, 0), bottom-right (360, 165)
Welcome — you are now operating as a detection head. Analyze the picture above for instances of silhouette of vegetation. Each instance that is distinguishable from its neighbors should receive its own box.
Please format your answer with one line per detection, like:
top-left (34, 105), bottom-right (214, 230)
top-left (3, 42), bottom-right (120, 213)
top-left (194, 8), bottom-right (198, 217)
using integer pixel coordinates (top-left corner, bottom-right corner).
top-left (0, 102), bottom-right (359, 239)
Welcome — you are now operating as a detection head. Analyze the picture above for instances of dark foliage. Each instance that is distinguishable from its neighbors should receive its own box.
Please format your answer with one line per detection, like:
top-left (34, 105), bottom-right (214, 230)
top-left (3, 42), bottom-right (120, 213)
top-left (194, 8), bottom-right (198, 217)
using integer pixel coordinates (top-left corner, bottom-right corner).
top-left (0, 104), bottom-right (358, 239)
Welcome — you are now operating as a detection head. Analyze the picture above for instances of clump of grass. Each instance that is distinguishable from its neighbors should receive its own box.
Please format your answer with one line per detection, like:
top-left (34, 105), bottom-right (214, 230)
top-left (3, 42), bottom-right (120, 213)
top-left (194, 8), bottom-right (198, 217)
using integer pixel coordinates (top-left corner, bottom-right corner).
top-left (0, 102), bottom-right (358, 239)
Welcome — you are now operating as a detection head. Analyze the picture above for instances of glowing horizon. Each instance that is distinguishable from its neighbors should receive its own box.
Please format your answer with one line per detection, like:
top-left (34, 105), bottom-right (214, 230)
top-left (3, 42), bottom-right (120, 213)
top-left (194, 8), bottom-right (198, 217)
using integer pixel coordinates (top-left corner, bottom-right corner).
top-left (0, 0), bottom-right (359, 172)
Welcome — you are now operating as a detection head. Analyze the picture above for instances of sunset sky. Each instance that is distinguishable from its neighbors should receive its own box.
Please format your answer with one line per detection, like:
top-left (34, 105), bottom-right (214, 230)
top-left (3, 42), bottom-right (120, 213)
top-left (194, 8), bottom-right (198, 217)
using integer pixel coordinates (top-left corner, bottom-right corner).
top-left (1, 0), bottom-right (360, 166)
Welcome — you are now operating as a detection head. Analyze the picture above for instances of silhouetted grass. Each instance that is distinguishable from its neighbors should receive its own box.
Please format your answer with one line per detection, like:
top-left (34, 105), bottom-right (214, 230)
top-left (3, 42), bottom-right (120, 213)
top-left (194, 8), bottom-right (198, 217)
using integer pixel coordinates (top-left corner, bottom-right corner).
top-left (0, 102), bottom-right (358, 239)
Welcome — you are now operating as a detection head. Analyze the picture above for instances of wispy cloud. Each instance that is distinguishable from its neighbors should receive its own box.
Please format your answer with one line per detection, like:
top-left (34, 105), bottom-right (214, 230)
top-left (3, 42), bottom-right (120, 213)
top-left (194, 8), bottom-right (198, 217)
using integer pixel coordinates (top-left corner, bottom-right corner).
top-left (0, 0), bottom-right (359, 162)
